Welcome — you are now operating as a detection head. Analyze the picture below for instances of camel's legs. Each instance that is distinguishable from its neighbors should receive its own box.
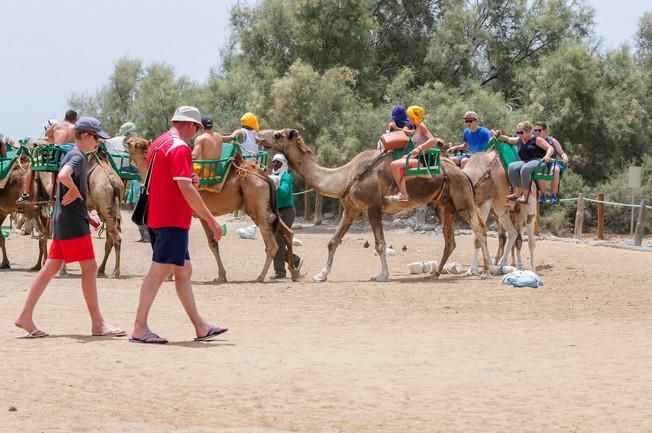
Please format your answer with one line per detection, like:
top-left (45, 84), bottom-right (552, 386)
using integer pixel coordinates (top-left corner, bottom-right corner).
top-left (199, 219), bottom-right (227, 283)
top-left (469, 201), bottom-right (492, 275)
top-left (276, 220), bottom-right (299, 281)
top-left (0, 212), bottom-right (9, 268)
top-left (465, 208), bottom-right (491, 277)
top-left (97, 231), bottom-right (113, 277)
top-left (313, 207), bottom-right (360, 282)
top-left (431, 206), bottom-right (456, 279)
top-left (253, 214), bottom-right (280, 282)
top-left (527, 215), bottom-right (536, 271)
top-left (32, 213), bottom-right (49, 271)
top-left (368, 206), bottom-right (390, 282)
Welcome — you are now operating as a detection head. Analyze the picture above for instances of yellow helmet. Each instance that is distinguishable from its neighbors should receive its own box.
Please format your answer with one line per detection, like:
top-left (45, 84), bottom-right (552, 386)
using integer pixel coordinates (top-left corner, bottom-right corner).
top-left (240, 112), bottom-right (260, 131)
top-left (407, 105), bottom-right (425, 125)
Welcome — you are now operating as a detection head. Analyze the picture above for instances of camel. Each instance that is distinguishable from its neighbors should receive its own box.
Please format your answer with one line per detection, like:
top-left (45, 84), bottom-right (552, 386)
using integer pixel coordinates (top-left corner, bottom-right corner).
top-left (0, 152), bottom-right (49, 270)
top-left (462, 151), bottom-right (537, 274)
top-left (28, 142), bottom-right (125, 277)
top-left (124, 136), bottom-right (298, 282)
top-left (256, 128), bottom-right (492, 282)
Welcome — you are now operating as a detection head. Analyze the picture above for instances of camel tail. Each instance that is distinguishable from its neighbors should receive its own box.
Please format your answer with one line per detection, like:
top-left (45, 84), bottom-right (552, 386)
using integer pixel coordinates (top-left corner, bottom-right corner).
top-left (113, 185), bottom-right (122, 232)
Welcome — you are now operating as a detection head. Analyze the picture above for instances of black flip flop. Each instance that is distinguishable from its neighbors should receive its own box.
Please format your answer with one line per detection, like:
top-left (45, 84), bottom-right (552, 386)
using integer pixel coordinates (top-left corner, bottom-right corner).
top-left (129, 332), bottom-right (168, 344)
top-left (194, 326), bottom-right (228, 342)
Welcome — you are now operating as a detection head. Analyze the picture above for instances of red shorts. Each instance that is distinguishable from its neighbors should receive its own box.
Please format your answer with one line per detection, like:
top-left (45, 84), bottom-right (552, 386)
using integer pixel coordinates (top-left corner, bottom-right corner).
top-left (48, 235), bottom-right (95, 263)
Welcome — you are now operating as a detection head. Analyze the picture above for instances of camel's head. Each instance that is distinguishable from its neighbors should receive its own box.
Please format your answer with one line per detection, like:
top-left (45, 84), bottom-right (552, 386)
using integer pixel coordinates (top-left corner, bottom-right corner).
top-left (256, 128), bottom-right (312, 156)
top-left (124, 136), bottom-right (151, 179)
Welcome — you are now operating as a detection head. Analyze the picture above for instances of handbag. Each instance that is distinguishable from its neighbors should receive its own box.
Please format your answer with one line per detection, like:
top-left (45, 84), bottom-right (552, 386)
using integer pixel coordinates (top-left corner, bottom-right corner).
top-left (131, 137), bottom-right (172, 226)
top-left (380, 130), bottom-right (409, 150)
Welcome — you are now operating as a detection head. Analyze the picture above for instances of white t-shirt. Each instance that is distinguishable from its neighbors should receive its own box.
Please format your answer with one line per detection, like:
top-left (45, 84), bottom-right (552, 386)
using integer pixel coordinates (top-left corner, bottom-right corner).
top-left (105, 136), bottom-right (127, 153)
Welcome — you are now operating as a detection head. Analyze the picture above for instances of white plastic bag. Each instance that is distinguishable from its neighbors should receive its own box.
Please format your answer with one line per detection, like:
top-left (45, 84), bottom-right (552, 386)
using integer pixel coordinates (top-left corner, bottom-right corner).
top-left (236, 224), bottom-right (257, 240)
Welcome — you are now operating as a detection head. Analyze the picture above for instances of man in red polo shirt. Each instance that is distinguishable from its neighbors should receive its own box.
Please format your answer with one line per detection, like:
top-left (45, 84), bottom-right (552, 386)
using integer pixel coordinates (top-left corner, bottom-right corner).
top-left (130, 106), bottom-right (227, 344)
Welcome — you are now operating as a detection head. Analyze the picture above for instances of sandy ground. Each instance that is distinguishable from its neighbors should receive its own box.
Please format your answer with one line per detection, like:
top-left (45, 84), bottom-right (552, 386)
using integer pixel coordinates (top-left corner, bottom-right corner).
top-left (1, 212), bottom-right (651, 433)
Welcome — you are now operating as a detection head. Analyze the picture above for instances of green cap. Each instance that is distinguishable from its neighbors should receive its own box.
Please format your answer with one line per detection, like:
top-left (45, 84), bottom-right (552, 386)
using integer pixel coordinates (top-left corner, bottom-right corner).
top-left (119, 122), bottom-right (137, 136)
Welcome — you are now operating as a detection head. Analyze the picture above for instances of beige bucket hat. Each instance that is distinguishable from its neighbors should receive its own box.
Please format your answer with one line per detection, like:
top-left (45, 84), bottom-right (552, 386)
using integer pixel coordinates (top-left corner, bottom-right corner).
top-left (170, 106), bottom-right (203, 127)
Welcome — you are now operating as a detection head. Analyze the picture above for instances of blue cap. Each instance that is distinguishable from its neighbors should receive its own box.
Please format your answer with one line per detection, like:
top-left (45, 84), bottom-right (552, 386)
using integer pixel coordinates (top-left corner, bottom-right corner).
top-left (391, 104), bottom-right (413, 129)
top-left (74, 116), bottom-right (110, 139)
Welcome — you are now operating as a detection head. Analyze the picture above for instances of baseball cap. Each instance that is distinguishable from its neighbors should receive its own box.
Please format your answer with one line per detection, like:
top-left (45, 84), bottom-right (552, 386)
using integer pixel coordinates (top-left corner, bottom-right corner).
top-left (201, 116), bottom-right (214, 129)
top-left (464, 111), bottom-right (479, 120)
top-left (74, 116), bottom-right (110, 139)
top-left (170, 106), bottom-right (203, 127)
top-left (119, 121), bottom-right (137, 136)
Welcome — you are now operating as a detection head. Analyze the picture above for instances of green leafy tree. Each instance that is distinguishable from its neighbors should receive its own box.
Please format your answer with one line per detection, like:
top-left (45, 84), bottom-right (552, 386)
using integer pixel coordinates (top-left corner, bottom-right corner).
top-left (100, 57), bottom-right (143, 134)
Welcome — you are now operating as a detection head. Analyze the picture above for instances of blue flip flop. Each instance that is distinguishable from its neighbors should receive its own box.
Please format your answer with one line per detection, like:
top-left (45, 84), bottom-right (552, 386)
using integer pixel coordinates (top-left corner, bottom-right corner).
top-left (129, 332), bottom-right (168, 344)
top-left (194, 325), bottom-right (228, 342)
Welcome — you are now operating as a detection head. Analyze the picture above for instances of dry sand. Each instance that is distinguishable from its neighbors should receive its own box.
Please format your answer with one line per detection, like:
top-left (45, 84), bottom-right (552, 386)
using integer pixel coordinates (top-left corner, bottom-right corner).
top-left (1, 212), bottom-right (651, 433)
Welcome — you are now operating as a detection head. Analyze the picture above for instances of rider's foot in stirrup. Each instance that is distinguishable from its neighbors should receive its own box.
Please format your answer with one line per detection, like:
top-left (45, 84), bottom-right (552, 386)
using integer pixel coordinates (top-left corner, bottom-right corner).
top-left (16, 193), bottom-right (30, 204)
top-left (549, 194), bottom-right (559, 204)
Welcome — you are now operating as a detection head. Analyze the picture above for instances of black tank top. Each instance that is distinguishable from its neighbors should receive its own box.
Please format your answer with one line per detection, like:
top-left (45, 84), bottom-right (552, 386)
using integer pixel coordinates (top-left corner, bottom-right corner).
top-left (517, 135), bottom-right (545, 161)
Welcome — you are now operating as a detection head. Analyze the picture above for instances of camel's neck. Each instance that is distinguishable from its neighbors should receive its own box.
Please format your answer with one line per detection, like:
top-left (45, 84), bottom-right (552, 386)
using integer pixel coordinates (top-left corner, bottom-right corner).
top-left (287, 149), bottom-right (357, 199)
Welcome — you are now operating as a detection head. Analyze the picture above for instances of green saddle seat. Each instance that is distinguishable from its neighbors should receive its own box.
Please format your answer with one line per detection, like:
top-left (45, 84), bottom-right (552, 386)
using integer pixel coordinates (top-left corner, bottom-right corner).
top-left (492, 138), bottom-right (520, 169)
top-left (101, 144), bottom-right (140, 180)
top-left (532, 159), bottom-right (566, 181)
top-left (193, 142), bottom-right (236, 187)
top-left (405, 148), bottom-right (441, 178)
top-left (31, 145), bottom-right (71, 172)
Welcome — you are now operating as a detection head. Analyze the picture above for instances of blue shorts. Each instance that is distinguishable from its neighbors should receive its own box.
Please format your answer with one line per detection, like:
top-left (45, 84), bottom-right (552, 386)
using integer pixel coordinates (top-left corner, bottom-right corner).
top-left (552, 161), bottom-right (566, 176)
top-left (148, 227), bottom-right (190, 266)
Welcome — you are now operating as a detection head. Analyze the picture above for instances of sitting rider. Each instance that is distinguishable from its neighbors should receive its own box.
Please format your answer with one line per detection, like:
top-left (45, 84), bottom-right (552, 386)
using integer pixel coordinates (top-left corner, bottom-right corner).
top-left (221, 112), bottom-right (260, 157)
top-left (18, 110), bottom-right (78, 203)
top-left (386, 105), bottom-right (438, 202)
top-left (534, 121), bottom-right (569, 204)
top-left (496, 121), bottom-right (554, 203)
top-left (384, 104), bottom-right (415, 158)
top-left (448, 111), bottom-right (491, 168)
top-left (192, 116), bottom-right (223, 161)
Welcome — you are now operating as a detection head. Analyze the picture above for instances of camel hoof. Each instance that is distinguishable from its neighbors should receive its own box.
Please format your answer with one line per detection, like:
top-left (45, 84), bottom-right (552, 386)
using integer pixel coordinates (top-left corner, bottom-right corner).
top-left (312, 271), bottom-right (328, 282)
top-left (0, 262), bottom-right (10, 269)
top-left (370, 273), bottom-right (389, 282)
top-left (290, 271), bottom-right (302, 282)
top-left (30, 265), bottom-right (41, 271)
top-left (427, 272), bottom-right (441, 280)
top-left (465, 269), bottom-right (480, 277)
top-left (480, 272), bottom-right (491, 280)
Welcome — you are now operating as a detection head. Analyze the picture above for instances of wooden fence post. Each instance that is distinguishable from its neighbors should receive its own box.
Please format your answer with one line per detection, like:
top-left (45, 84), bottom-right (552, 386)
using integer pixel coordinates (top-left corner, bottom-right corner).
top-left (314, 193), bottom-right (323, 226)
top-left (574, 193), bottom-right (585, 239)
top-left (634, 199), bottom-right (649, 246)
top-left (597, 192), bottom-right (605, 240)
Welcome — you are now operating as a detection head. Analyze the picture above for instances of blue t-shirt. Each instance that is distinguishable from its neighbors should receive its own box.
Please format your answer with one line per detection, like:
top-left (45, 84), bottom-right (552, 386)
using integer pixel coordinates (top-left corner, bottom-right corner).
top-left (463, 127), bottom-right (491, 154)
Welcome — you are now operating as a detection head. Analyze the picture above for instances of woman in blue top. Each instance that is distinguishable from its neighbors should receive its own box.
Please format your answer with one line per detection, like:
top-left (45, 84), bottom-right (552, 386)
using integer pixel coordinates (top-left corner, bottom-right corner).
top-left (448, 111), bottom-right (492, 168)
top-left (496, 121), bottom-right (553, 203)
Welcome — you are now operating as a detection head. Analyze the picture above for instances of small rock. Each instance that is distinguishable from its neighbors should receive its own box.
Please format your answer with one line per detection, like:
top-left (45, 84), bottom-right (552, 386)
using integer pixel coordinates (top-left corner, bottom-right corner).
top-left (402, 245), bottom-right (407, 252)
top-left (9, 406), bottom-right (17, 412)
top-left (363, 240), bottom-right (370, 248)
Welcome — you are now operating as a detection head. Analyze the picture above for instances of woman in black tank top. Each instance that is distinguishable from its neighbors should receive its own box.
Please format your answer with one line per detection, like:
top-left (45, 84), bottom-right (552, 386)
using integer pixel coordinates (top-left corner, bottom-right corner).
top-left (496, 121), bottom-right (553, 203)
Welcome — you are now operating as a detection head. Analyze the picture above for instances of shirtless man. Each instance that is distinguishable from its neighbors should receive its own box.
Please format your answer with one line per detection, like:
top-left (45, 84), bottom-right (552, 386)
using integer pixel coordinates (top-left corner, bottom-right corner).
top-left (192, 116), bottom-right (222, 161)
top-left (17, 110), bottom-right (78, 203)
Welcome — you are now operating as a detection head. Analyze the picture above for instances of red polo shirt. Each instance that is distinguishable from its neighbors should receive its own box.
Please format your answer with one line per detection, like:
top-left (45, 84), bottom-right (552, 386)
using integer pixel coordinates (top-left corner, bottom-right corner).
top-left (146, 131), bottom-right (193, 230)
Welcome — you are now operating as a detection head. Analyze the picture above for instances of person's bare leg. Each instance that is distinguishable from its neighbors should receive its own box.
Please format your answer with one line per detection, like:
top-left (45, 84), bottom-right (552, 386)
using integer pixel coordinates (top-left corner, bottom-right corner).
top-left (173, 260), bottom-right (212, 337)
top-left (132, 261), bottom-right (173, 339)
top-left (15, 258), bottom-right (63, 334)
top-left (78, 259), bottom-right (123, 335)
top-left (551, 166), bottom-right (561, 195)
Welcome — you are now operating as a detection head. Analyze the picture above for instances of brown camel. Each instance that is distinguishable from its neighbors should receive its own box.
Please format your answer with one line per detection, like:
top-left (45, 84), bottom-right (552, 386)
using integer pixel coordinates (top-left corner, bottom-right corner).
top-left (31, 147), bottom-right (124, 277)
top-left (124, 136), bottom-right (298, 282)
top-left (256, 128), bottom-right (491, 282)
top-left (462, 151), bottom-right (537, 273)
top-left (0, 153), bottom-right (49, 270)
